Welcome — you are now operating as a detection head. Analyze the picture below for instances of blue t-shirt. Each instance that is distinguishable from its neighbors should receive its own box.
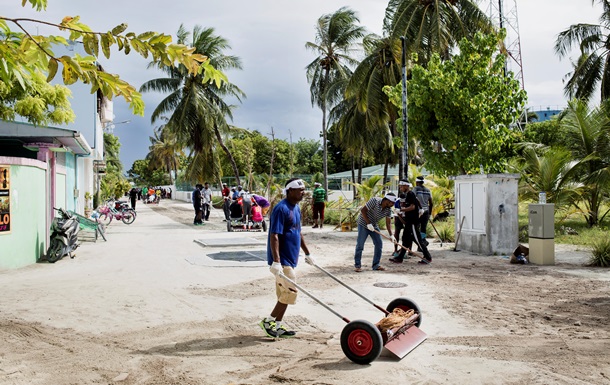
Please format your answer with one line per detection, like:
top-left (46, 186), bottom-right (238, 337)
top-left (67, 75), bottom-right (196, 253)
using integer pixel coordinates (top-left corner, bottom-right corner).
top-left (267, 199), bottom-right (301, 267)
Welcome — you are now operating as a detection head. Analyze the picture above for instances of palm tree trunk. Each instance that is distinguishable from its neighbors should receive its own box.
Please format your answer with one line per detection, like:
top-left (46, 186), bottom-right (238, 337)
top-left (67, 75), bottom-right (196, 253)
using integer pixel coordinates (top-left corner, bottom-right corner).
top-left (322, 68), bottom-right (329, 201)
top-left (358, 147), bottom-right (364, 185)
top-left (267, 132), bottom-right (276, 197)
top-left (213, 125), bottom-right (240, 186)
top-left (383, 160), bottom-right (389, 193)
top-left (351, 155), bottom-right (356, 199)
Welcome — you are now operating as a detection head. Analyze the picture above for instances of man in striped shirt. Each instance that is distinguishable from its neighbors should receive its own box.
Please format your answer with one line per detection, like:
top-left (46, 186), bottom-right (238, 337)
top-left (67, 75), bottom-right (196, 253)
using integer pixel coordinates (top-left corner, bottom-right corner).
top-left (353, 193), bottom-right (397, 272)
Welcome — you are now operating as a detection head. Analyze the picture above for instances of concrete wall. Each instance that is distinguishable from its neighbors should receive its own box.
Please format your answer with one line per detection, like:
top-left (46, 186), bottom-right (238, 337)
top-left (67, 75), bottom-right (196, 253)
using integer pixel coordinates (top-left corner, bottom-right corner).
top-left (0, 159), bottom-right (47, 269)
top-left (455, 174), bottom-right (519, 255)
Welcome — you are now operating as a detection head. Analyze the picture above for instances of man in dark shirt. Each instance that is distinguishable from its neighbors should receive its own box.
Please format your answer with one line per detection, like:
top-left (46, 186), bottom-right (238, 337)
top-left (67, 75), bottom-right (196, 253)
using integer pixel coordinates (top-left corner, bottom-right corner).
top-left (390, 181), bottom-right (432, 264)
top-left (192, 184), bottom-right (203, 225)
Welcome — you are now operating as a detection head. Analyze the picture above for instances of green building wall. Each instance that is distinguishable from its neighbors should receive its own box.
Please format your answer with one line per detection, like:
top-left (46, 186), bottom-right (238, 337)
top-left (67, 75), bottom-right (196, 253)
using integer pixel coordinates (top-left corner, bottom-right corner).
top-left (0, 163), bottom-right (47, 269)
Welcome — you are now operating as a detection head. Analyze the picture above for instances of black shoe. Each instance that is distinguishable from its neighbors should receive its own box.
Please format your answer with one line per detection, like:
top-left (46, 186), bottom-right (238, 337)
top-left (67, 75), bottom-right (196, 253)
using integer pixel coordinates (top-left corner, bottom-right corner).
top-left (418, 259), bottom-right (431, 264)
top-left (276, 325), bottom-right (296, 338)
top-left (389, 257), bottom-right (403, 264)
top-left (258, 319), bottom-right (278, 338)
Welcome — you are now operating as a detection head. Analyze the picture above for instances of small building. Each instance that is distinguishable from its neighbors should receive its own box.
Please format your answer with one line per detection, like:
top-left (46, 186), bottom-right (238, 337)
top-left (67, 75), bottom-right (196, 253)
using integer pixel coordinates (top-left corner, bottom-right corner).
top-left (0, 42), bottom-right (110, 269)
top-left (454, 174), bottom-right (519, 255)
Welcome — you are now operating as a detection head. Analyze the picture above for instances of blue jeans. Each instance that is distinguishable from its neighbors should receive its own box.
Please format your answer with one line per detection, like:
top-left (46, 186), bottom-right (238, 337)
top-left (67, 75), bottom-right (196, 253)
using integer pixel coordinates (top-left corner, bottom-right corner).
top-left (354, 224), bottom-right (383, 270)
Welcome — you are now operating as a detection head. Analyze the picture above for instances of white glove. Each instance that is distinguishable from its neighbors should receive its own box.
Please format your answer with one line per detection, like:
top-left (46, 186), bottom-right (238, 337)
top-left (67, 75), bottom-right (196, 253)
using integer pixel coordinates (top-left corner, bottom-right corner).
top-left (390, 235), bottom-right (397, 244)
top-left (418, 209), bottom-right (424, 217)
top-left (367, 223), bottom-right (375, 232)
top-left (304, 254), bottom-right (316, 265)
top-left (270, 262), bottom-right (282, 277)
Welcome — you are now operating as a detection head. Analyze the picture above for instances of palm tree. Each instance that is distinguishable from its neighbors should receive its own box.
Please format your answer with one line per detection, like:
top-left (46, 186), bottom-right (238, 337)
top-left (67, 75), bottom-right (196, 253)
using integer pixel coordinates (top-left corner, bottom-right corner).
top-left (558, 99), bottom-right (610, 226)
top-left (305, 7), bottom-right (366, 199)
top-left (555, 0), bottom-right (610, 102)
top-left (384, 0), bottom-right (492, 63)
top-left (146, 123), bottom-right (184, 185)
top-left (140, 25), bottom-right (245, 184)
top-left (512, 144), bottom-right (582, 213)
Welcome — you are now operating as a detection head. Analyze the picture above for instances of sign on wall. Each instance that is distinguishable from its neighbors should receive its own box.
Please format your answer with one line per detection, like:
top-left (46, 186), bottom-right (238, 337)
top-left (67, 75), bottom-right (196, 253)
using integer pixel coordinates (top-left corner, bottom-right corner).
top-left (0, 166), bottom-right (10, 234)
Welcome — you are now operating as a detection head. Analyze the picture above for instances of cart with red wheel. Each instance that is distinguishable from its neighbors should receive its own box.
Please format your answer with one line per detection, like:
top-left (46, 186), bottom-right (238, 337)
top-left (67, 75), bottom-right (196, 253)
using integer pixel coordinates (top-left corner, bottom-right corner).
top-left (279, 263), bottom-right (427, 365)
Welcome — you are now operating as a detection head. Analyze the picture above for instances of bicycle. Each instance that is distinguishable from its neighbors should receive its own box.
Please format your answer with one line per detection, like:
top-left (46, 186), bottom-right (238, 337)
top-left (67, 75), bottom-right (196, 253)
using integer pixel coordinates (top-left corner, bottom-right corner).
top-left (96, 199), bottom-right (136, 225)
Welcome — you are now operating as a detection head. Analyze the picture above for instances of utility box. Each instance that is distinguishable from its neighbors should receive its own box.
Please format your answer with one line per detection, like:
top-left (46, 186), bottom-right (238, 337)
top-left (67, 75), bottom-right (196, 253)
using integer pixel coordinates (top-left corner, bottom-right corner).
top-left (528, 203), bottom-right (555, 265)
top-left (528, 204), bottom-right (554, 239)
top-left (454, 174), bottom-right (519, 255)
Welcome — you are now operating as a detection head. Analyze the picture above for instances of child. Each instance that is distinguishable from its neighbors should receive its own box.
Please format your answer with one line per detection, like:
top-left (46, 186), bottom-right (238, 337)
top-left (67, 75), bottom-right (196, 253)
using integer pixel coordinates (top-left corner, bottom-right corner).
top-left (251, 201), bottom-right (263, 223)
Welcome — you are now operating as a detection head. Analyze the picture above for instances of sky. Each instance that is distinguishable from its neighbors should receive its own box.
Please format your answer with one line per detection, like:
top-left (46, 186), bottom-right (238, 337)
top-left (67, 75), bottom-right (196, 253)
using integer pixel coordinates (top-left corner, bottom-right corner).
top-left (4, 0), bottom-right (603, 170)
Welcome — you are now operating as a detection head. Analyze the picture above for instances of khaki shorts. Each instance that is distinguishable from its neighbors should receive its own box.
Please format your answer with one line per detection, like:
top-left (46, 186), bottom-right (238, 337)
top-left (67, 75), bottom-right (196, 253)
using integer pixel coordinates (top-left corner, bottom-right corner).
top-left (276, 266), bottom-right (298, 305)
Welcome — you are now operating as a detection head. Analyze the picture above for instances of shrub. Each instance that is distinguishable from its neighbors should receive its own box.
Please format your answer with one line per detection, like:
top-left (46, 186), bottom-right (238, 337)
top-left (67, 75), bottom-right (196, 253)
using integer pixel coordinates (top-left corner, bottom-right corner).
top-left (588, 238), bottom-right (610, 267)
top-left (435, 222), bottom-right (455, 242)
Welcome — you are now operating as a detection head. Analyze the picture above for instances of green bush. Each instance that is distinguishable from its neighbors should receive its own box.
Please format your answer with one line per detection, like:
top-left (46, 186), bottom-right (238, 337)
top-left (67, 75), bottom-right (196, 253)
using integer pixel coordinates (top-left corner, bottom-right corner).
top-left (588, 238), bottom-right (610, 267)
top-left (435, 222), bottom-right (455, 242)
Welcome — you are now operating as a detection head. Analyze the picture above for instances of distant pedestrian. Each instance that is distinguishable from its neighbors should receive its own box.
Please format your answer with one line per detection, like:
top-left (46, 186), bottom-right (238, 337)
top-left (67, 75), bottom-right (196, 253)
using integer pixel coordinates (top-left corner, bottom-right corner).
top-left (221, 183), bottom-right (231, 221)
top-left (129, 187), bottom-right (138, 210)
top-left (252, 194), bottom-right (271, 216)
top-left (353, 193), bottom-right (397, 272)
top-left (201, 182), bottom-right (212, 221)
top-left (259, 178), bottom-right (311, 338)
top-left (192, 184), bottom-right (203, 225)
top-left (311, 182), bottom-right (326, 228)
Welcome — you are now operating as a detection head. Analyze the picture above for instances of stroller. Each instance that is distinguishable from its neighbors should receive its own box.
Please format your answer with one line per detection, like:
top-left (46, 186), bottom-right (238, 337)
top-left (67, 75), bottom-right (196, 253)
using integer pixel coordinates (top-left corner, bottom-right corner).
top-left (226, 198), bottom-right (267, 232)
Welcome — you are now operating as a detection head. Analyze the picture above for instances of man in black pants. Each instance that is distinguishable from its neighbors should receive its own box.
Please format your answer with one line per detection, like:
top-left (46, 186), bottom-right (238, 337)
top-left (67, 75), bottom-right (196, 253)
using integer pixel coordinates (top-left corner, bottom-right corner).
top-left (414, 176), bottom-right (433, 249)
top-left (192, 184), bottom-right (203, 225)
top-left (129, 187), bottom-right (138, 210)
top-left (389, 181), bottom-right (432, 264)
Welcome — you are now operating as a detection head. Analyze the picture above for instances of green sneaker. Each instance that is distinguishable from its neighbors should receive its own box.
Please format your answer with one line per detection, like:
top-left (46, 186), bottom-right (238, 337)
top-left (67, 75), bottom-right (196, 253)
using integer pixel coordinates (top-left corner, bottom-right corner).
top-left (276, 324), bottom-right (296, 338)
top-left (258, 319), bottom-right (277, 338)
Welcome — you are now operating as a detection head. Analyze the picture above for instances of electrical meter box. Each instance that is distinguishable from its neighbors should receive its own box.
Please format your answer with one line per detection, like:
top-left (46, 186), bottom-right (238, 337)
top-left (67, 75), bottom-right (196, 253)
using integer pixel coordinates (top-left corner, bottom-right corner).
top-left (528, 204), bottom-right (554, 239)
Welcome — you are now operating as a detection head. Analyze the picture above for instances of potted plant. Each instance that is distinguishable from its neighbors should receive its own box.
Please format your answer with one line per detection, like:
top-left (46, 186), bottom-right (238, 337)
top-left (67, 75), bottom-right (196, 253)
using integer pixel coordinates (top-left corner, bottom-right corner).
top-left (84, 192), bottom-right (93, 217)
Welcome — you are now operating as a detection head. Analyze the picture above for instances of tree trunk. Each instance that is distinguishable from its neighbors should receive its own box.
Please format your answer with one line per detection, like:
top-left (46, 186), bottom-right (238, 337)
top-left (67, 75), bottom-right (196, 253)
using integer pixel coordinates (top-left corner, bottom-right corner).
top-left (214, 125), bottom-right (240, 187)
top-left (351, 155), bottom-right (356, 199)
top-left (383, 160), bottom-right (389, 194)
top-left (322, 68), bottom-right (329, 201)
top-left (358, 147), bottom-right (364, 185)
top-left (266, 128), bottom-right (276, 197)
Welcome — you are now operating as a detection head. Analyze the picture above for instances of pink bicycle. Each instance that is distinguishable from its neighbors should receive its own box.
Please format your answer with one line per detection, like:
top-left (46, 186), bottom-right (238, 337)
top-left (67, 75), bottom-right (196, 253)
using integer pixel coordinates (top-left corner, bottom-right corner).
top-left (96, 200), bottom-right (136, 225)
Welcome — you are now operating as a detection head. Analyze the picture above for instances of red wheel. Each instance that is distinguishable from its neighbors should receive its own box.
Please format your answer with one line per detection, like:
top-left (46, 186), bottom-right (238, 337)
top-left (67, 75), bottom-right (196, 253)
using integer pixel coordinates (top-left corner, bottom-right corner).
top-left (340, 320), bottom-right (383, 365)
top-left (386, 297), bottom-right (422, 327)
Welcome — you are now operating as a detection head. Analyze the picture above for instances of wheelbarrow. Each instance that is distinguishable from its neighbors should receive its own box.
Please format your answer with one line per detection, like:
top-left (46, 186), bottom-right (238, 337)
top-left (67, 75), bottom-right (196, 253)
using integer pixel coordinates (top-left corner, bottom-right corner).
top-left (278, 262), bottom-right (427, 365)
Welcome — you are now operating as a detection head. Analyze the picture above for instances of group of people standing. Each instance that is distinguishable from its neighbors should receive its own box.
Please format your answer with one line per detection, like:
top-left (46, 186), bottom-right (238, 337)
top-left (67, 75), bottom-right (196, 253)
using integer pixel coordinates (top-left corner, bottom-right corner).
top-left (221, 184), bottom-right (270, 223)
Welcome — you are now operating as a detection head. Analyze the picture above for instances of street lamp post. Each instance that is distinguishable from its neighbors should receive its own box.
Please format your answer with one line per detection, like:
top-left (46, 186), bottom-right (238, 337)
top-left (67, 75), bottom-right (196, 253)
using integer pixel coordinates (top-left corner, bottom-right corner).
top-left (400, 36), bottom-right (409, 181)
top-left (103, 119), bottom-right (131, 134)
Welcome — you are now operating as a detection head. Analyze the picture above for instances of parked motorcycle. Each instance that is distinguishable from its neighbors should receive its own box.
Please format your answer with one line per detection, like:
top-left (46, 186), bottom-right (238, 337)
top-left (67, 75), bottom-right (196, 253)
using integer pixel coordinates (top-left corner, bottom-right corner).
top-left (46, 207), bottom-right (80, 263)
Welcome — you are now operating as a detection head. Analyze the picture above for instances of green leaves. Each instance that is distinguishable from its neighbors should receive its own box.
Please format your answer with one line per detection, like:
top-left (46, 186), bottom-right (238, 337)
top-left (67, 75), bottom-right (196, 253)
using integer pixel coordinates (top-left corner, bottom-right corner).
top-left (22, 0), bottom-right (47, 11)
top-left (385, 31), bottom-right (527, 176)
top-left (46, 57), bottom-right (57, 81)
top-left (2, 12), bottom-right (224, 117)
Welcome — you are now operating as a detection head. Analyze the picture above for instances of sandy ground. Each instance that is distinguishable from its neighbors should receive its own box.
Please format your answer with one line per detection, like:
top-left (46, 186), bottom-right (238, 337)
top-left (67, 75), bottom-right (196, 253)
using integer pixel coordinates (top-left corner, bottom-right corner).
top-left (1, 199), bottom-right (609, 385)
